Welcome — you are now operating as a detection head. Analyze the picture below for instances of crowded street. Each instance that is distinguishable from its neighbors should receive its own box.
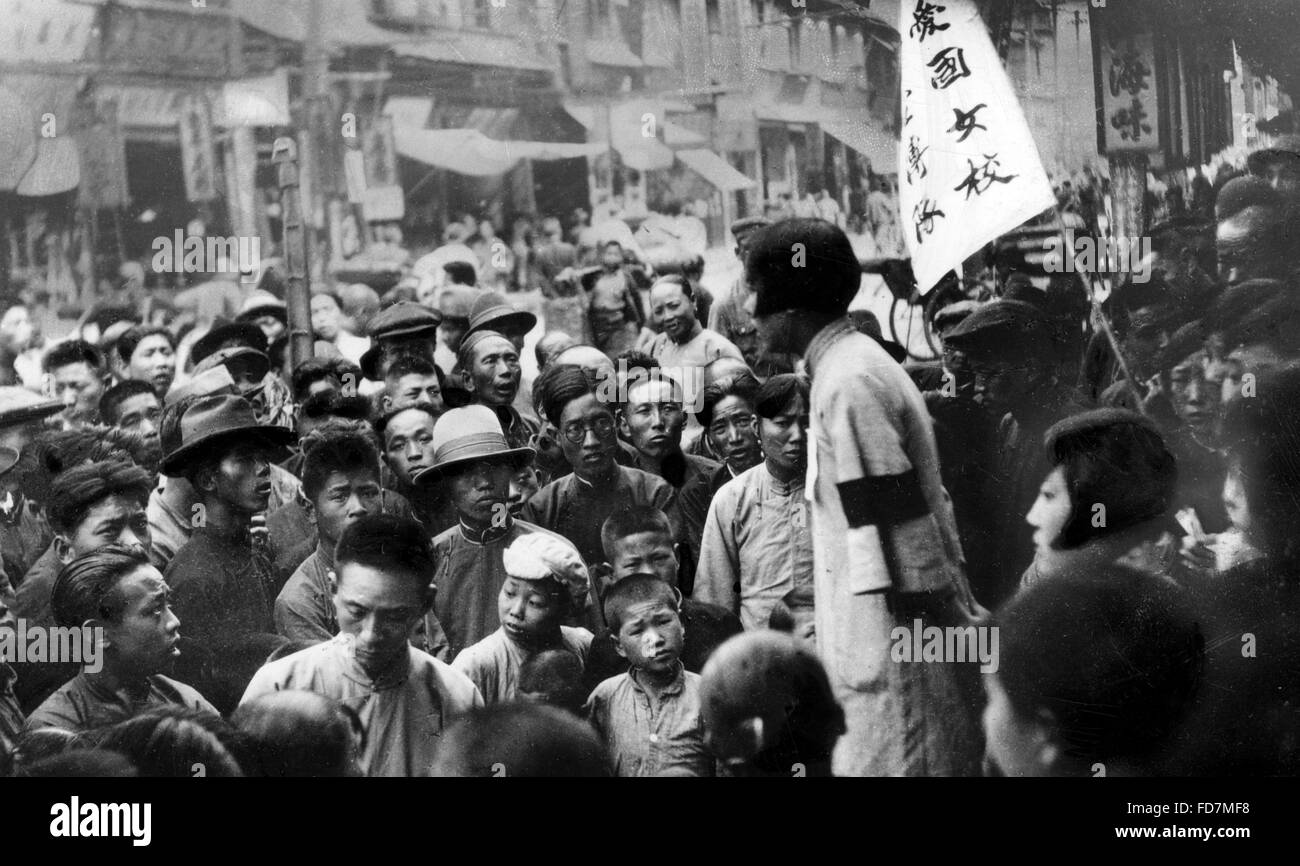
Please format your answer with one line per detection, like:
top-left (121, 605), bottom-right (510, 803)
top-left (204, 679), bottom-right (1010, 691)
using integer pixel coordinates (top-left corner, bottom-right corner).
top-left (0, 0), bottom-right (1297, 803)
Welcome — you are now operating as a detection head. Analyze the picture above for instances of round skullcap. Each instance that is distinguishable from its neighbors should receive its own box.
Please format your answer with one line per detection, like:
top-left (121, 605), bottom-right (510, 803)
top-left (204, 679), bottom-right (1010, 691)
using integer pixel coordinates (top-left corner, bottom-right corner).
top-left (502, 533), bottom-right (589, 610)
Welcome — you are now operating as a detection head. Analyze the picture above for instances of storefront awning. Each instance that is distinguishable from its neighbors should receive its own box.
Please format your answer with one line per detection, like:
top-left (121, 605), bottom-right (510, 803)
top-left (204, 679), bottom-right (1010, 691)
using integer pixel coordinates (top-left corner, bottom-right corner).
top-left (563, 100), bottom-right (677, 171)
top-left (385, 96), bottom-right (434, 129)
top-left (17, 136), bottom-right (80, 197)
top-left (821, 118), bottom-right (896, 172)
top-left (217, 71), bottom-right (290, 128)
top-left (393, 126), bottom-right (604, 177)
top-left (664, 121), bottom-right (707, 147)
top-left (676, 149), bottom-right (757, 192)
top-left (395, 36), bottom-right (551, 72)
top-left (586, 41), bottom-right (645, 68)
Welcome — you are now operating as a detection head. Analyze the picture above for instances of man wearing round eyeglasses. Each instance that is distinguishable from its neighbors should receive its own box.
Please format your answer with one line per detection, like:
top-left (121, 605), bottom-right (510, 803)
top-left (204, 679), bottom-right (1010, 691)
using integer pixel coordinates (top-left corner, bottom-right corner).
top-left (521, 365), bottom-right (677, 572)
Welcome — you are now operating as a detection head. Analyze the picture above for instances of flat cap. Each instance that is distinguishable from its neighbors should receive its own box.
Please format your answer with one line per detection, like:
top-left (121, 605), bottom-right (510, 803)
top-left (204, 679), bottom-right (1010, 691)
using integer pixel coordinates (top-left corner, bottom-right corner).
top-left (942, 300), bottom-right (1055, 360)
top-left (366, 301), bottom-right (441, 341)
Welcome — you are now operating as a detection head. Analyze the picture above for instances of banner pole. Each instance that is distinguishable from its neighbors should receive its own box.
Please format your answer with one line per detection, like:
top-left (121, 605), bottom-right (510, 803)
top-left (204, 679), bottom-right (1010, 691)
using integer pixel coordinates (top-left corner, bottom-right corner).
top-left (1051, 209), bottom-right (1143, 408)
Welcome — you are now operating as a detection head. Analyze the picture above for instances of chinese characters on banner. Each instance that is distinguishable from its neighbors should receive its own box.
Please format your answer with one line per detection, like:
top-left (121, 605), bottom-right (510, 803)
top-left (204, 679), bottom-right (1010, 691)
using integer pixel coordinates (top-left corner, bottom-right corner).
top-left (899, 0), bottom-right (1055, 294)
top-left (178, 93), bottom-right (217, 202)
top-left (1098, 33), bottom-right (1161, 152)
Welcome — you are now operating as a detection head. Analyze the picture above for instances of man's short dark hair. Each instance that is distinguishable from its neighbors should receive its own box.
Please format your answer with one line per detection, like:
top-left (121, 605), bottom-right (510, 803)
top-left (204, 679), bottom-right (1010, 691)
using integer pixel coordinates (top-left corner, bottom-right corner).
top-left (699, 371), bottom-right (761, 428)
top-left (291, 357), bottom-right (362, 402)
top-left (603, 574), bottom-right (679, 635)
top-left (51, 542), bottom-right (151, 628)
top-left (99, 380), bottom-right (157, 427)
top-left (115, 325), bottom-right (175, 365)
top-left (535, 364), bottom-right (599, 428)
top-left (43, 339), bottom-right (103, 374)
top-left (232, 691), bottom-right (361, 778)
top-left (600, 505), bottom-right (674, 562)
top-left (334, 514), bottom-right (434, 598)
top-left (300, 424), bottom-right (382, 502)
top-left (372, 401), bottom-right (439, 445)
top-left (383, 353), bottom-right (443, 388)
top-left (47, 460), bottom-right (153, 535)
top-left (746, 218), bottom-right (859, 318)
top-left (432, 703), bottom-right (607, 777)
top-left (300, 390), bottom-right (372, 423)
top-left (442, 261), bottom-right (477, 287)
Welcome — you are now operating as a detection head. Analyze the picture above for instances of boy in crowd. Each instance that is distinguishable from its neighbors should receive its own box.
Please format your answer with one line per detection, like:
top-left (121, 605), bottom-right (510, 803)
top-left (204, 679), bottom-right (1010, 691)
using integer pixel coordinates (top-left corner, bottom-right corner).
top-left (274, 426), bottom-right (387, 643)
top-left (382, 354), bottom-right (445, 414)
top-left (422, 406), bottom-right (555, 658)
top-left (163, 395), bottom-right (295, 653)
top-left (694, 374), bottom-right (814, 629)
top-left (452, 533), bottom-right (592, 704)
top-left (43, 340), bottom-right (106, 431)
top-left (99, 381), bottom-right (161, 439)
top-left (522, 365), bottom-right (677, 567)
top-left (25, 543), bottom-right (216, 733)
top-left (585, 575), bottom-right (716, 777)
top-left (241, 514), bottom-right (483, 777)
top-left (581, 506), bottom-right (740, 692)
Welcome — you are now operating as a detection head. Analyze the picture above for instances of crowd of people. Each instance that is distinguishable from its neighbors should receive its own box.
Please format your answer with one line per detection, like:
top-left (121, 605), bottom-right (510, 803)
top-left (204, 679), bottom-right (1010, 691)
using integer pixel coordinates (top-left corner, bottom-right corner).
top-left (0, 137), bottom-right (1298, 778)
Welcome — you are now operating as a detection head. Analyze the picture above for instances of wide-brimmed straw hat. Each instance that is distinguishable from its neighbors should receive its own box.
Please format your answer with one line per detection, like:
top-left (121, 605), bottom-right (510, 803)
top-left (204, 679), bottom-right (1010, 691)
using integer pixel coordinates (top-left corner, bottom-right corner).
top-left (412, 404), bottom-right (533, 486)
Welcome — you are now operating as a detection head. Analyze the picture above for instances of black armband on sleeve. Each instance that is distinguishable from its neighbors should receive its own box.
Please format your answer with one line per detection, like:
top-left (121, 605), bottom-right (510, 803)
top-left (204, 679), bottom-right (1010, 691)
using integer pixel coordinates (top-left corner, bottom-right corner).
top-left (836, 469), bottom-right (930, 529)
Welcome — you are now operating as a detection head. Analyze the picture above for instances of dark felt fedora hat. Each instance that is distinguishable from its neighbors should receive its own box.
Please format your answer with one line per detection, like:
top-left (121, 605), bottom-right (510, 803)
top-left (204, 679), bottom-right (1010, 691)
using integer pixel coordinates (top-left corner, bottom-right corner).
top-left (412, 405), bottom-right (533, 486)
top-left (464, 291), bottom-right (536, 339)
top-left (160, 393), bottom-right (294, 476)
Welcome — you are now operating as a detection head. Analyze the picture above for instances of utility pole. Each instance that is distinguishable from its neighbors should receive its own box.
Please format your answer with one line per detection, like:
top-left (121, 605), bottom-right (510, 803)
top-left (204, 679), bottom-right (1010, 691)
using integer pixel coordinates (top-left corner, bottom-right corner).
top-left (302, 0), bottom-right (333, 272)
top-left (273, 138), bottom-right (315, 369)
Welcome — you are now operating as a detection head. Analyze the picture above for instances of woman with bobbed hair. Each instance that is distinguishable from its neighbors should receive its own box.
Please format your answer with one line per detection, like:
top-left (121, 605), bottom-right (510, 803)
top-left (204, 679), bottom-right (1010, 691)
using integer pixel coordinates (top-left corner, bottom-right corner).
top-left (1022, 408), bottom-right (1178, 587)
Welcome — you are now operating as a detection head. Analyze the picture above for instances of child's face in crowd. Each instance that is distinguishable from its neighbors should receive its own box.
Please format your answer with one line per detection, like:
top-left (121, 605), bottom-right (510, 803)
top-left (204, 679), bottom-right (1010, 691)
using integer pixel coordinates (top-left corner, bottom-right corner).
top-left (981, 673), bottom-right (1052, 777)
top-left (311, 294), bottom-right (342, 341)
top-left (498, 576), bottom-right (563, 645)
top-left (601, 244), bottom-right (623, 270)
top-left (447, 458), bottom-right (512, 529)
top-left (105, 565), bottom-right (181, 676)
top-left (383, 408), bottom-right (437, 486)
top-left (507, 466), bottom-right (540, 516)
top-left (206, 443), bottom-right (273, 514)
top-left (1169, 349), bottom-right (1221, 442)
top-left (309, 469), bottom-right (383, 546)
top-left (334, 562), bottom-right (427, 679)
top-left (615, 599), bottom-right (684, 675)
top-left (610, 532), bottom-right (678, 585)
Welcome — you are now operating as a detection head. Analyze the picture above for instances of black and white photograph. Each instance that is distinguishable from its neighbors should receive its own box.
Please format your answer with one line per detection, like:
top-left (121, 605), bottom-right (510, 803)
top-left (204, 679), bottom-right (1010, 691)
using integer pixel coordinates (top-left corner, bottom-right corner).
top-left (0, 0), bottom-right (1293, 848)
